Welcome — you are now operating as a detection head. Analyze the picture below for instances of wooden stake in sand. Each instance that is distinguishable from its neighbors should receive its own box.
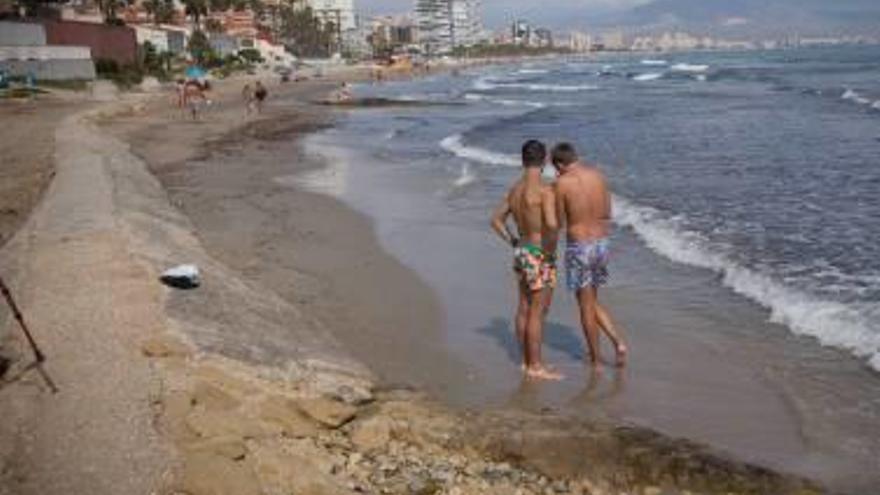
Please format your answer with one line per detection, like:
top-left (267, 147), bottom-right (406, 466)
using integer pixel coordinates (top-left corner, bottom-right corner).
top-left (0, 275), bottom-right (58, 393)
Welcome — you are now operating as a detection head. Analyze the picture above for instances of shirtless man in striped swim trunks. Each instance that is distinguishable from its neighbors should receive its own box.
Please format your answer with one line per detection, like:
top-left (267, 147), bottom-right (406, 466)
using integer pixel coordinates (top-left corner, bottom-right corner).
top-left (551, 142), bottom-right (627, 369)
top-left (491, 140), bottom-right (563, 381)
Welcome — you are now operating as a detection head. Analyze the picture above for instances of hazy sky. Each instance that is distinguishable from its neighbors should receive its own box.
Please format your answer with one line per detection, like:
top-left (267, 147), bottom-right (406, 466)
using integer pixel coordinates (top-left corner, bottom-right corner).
top-left (360, 0), bottom-right (651, 27)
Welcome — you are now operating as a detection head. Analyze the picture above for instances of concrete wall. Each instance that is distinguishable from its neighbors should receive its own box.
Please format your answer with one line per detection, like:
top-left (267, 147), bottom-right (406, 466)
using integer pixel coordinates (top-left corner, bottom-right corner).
top-left (0, 59), bottom-right (95, 80)
top-left (0, 45), bottom-right (91, 61)
top-left (43, 20), bottom-right (136, 65)
top-left (0, 21), bottom-right (47, 46)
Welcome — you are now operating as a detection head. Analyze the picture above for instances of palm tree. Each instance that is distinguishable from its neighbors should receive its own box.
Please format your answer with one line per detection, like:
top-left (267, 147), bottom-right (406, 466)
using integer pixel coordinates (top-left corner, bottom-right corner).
top-left (184, 0), bottom-right (208, 27)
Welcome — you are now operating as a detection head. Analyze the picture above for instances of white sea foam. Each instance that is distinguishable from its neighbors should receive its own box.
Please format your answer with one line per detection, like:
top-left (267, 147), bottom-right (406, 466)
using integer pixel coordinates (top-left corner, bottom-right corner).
top-left (439, 134), bottom-right (519, 167)
top-left (872, 101), bottom-right (880, 110)
top-left (463, 93), bottom-right (546, 108)
top-left (472, 77), bottom-right (598, 93)
top-left (842, 88), bottom-right (872, 105)
top-left (453, 163), bottom-right (477, 188)
top-left (613, 195), bottom-right (880, 371)
top-left (671, 63), bottom-right (710, 73)
top-left (517, 68), bottom-right (550, 75)
top-left (641, 59), bottom-right (669, 66)
top-left (633, 72), bottom-right (663, 82)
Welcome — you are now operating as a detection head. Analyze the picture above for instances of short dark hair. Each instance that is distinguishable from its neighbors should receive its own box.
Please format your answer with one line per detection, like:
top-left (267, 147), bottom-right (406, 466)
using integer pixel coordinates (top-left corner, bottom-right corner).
top-left (521, 140), bottom-right (547, 168)
top-left (551, 142), bottom-right (578, 166)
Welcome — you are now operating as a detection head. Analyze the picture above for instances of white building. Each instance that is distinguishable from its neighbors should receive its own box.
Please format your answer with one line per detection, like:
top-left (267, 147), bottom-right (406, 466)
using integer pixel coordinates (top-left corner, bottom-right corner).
top-left (307, 0), bottom-right (356, 32)
top-left (416, 0), bottom-right (482, 55)
top-left (450, 0), bottom-right (481, 47)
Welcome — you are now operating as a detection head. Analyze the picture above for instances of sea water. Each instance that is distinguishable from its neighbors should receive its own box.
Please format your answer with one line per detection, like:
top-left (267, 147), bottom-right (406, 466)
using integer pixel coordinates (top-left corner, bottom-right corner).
top-left (291, 46), bottom-right (880, 492)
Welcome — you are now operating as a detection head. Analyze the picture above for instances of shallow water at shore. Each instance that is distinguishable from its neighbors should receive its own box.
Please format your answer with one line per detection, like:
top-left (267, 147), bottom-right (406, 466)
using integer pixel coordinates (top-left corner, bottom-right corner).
top-left (288, 51), bottom-right (880, 493)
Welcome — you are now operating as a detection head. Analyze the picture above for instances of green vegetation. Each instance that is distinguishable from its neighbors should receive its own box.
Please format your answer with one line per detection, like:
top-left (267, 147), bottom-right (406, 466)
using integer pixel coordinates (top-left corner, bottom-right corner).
top-left (141, 41), bottom-right (173, 81)
top-left (187, 30), bottom-right (215, 65)
top-left (95, 58), bottom-right (144, 88)
top-left (279, 5), bottom-right (339, 58)
top-left (143, 0), bottom-right (176, 24)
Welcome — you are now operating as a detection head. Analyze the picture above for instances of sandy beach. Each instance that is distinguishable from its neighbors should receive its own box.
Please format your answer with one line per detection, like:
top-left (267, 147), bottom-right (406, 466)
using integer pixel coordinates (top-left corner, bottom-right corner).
top-left (0, 72), bottom-right (827, 495)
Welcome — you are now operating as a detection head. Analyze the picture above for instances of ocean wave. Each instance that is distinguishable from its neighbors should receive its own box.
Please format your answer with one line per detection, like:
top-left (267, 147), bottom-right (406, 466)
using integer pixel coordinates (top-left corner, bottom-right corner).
top-left (641, 59), bottom-right (669, 66)
top-left (671, 63), bottom-right (710, 73)
top-left (516, 69), bottom-right (549, 75)
top-left (842, 88), bottom-right (872, 105)
top-left (453, 163), bottom-right (478, 188)
top-left (473, 77), bottom-right (598, 93)
top-left (613, 195), bottom-right (880, 371)
top-left (632, 72), bottom-right (664, 82)
top-left (463, 93), bottom-right (546, 108)
top-left (439, 134), bottom-right (518, 167)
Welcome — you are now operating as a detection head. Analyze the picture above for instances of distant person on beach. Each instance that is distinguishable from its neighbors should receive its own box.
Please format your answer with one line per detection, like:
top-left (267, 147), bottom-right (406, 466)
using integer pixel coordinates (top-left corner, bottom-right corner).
top-left (336, 82), bottom-right (353, 102)
top-left (175, 79), bottom-right (186, 109)
top-left (242, 83), bottom-right (256, 115)
top-left (184, 80), bottom-right (206, 120)
top-left (491, 140), bottom-right (563, 381)
top-left (254, 81), bottom-right (268, 113)
top-left (551, 143), bottom-right (627, 369)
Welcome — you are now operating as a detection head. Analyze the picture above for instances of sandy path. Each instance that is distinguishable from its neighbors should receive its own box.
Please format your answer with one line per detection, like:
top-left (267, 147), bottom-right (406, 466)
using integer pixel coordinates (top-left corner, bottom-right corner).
top-left (0, 107), bottom-right (170, 494)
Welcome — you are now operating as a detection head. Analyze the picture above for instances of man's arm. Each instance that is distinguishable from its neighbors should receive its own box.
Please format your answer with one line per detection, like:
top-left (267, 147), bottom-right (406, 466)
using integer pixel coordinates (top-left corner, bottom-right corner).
top-left (491, 192), bottom-right (518, 247)
top-left (542, 186), bottom-right (559, 255)
top-left (599, 171), bottom-right (612, 224)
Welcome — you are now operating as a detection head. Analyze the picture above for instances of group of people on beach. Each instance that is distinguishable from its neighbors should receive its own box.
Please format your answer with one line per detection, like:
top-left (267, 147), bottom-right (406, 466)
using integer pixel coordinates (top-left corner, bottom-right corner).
top-left (175, 78), bottom-right (214, 120)
top-left (492, 141), bottom-right (627, 381)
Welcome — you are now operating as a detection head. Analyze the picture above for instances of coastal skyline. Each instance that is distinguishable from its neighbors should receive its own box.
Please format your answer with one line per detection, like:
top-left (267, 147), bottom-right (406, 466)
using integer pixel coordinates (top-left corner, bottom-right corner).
top-left (363, 0), bottom-right (650, 27)
top-left (364, 0), bottom-right (880, 36)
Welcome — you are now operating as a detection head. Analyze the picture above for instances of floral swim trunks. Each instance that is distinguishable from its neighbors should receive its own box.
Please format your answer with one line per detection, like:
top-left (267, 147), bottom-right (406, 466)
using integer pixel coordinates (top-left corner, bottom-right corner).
top-left (565, 238), bottom-right (610, 291)
top-left (513, 243), bottom-right (557, 292)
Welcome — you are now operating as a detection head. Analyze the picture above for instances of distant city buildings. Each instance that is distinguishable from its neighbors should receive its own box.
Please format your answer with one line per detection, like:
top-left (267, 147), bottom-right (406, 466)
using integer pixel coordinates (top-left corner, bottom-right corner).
top-left (567, 31), bottom-right (593, 52)
top-left (510, 19), bottom-right (553, 48)
top-left (307, 0), bottom-right (356, 32)
top-left (415, 0), bottom-right (483, 55)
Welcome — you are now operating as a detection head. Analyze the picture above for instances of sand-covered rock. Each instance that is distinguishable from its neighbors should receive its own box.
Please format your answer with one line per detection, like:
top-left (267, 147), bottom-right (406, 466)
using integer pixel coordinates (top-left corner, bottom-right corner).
top-left (297, 396), bottom-right (359, 428)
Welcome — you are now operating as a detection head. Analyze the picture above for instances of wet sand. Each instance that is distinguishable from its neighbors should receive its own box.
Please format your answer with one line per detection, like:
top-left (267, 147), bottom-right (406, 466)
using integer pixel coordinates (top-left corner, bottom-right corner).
top-left (106, 77), bottom-right (473, 391)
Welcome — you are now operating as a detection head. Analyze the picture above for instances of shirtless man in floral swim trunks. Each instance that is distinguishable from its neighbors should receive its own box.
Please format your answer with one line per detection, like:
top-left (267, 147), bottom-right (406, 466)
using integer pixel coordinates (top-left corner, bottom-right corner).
top-left (491, 140), bottom-right (563, 380)
top-left (551, 142), bottom-right (627, 369)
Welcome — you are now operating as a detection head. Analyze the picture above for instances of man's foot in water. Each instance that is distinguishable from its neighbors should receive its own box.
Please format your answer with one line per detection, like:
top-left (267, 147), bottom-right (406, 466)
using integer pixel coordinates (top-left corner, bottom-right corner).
top-left (524, 365), bottom-right (565, 381)
top-left (615, 343), bottom-right (628, 367)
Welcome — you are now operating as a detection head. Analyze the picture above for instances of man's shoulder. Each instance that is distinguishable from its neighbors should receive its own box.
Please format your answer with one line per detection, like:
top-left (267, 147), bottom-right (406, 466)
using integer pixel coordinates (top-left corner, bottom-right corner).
top-left (555, 174), bottom-right (576, 191)
top-left (581, 163), bottom-right (607, 180)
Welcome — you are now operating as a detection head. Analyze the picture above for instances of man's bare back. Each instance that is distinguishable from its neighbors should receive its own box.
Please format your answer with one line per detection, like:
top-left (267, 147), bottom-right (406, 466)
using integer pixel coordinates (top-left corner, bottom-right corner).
top-left (555, 163), bottom-right (611, 242)
top-left (551, 143), bottom-right (627, 369)
top-left (508, 179), bottom-right (556, 246)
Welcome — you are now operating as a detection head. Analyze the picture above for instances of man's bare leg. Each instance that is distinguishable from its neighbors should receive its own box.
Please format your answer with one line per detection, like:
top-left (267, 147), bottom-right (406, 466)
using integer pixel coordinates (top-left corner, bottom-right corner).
top-left (543, 286), bottom-right (554, 317)
top-left (525, 288), bottom-right (563, 380)
top-left (597, 303), bottom-right (627, 366)
top-left (515, 281), bottom-right (529, 368)
top-left (577, 287), bottom-right (603, 369)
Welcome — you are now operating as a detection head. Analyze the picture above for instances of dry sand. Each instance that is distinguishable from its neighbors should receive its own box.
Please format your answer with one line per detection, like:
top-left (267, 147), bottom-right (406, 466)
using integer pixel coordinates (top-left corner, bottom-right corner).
top-left (0, 95), bottom-right (91, 246)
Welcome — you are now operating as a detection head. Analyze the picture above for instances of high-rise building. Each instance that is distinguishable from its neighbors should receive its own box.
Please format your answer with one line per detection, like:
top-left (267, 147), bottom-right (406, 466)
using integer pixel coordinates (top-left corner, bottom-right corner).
top-left (415, 0), bottom-right (482, 55)
top-left (307, 0), bottom-right (356, 32)
top-left (450, 0), bottom-right (481, 47)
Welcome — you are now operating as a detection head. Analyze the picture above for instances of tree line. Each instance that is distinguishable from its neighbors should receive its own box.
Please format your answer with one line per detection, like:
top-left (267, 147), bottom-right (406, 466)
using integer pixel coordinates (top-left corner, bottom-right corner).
top-left (9, 0), bottom-right (341, 58)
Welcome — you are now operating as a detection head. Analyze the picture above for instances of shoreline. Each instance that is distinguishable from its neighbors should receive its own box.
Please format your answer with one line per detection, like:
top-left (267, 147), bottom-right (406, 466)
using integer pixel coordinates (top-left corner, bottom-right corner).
top-left (0, 72), bottom-right (827, 494)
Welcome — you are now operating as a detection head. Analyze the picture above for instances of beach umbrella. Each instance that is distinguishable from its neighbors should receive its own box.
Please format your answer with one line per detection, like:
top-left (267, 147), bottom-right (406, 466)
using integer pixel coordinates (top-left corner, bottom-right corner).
top-left (185, 66), bottom-right (206, 80)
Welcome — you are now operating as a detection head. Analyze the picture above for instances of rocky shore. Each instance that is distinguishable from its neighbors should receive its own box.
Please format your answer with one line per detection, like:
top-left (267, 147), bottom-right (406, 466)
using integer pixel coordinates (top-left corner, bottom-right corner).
top-left (0, 76), bottom-right (827, 495)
